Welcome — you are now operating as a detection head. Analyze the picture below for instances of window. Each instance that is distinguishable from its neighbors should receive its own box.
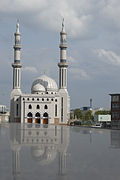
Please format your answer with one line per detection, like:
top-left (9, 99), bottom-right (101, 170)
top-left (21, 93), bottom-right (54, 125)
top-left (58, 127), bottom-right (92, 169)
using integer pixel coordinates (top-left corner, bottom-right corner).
top-left (51, 92), bottom-right (53, 94)
top-left (44, 105), bottom-right (48, 109)
top-left (36, 105), bottom-right (40, 109)
top-left (55, 99), bottom-right (57, 102)
top-left (27, 98), bottom-right (29, 101)
top-left (51, 98), bottom-right (53, 101)
top-left (27, 112), bottom-right (33, 117)
top-left (112, 112), bottom-right (119, 119)
top-left (37, 98), bottom-right (39, 101)
top-left (55, 104), bottom-right (57, 117)
top-left (43, 112), bottom-right (48, 117)
top-left (61, 97), bottom-right (63, 122)
top-left (42, 98), bottom-right (44, 101)
top-left (23, 98), bottom-right (25, 100)
top-left (112, 96), bottom-right (119, 102)
top-left (35, 112), bottom-right (40, 117)
top-left (28, 104), bottom-right (32, 109)
top-left (112, 103), bottom-right (119, 110)
top-left (47, 98), bottom-right (49, 101)
top-left (32, 98), bottom-right (34, 101)
top-left (16, 104), bottom-right (18, 116)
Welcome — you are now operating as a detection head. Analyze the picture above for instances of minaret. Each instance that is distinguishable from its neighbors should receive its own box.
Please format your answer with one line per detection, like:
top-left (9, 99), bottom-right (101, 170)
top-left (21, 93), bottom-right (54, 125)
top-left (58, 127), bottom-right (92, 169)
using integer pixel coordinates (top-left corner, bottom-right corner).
top-left (12, 20), bottom-right (22, 91)
top-left (10, 21), bottom-right (22, 122)
top-left (58, 18), bottom-right (68, 89)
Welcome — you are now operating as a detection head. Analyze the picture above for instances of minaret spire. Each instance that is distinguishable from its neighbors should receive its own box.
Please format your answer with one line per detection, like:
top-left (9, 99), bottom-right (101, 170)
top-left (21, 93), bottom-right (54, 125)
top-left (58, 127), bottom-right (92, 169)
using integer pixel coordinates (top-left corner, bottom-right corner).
top-left (58, 19), bottom-right (68, 89)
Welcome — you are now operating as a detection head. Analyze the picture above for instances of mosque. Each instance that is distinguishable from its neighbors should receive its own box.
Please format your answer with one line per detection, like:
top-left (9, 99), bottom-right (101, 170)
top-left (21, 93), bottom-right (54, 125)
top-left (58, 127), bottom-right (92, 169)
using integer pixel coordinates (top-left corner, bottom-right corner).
top-left (10, 20), bottom-right (70, 124)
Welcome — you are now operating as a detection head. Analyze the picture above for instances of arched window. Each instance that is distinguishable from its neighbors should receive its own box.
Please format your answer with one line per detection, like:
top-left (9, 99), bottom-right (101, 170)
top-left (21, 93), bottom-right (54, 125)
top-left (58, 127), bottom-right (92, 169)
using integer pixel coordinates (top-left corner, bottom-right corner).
top-left (47, 98), bottom-right (49, 101)
top-left (43, 112), bottom-right (48, 125)
top-left (28, 104), bottom-right (32, 109)
top-left (43, 112), bottom-right (48, 117)
top-left (27, 112), bottom-right (33, 124)
top-left (42, 98), bottom-right (44, 101)
top-left (27, 98), bottom-right (29, 101)
top-left (27, 112), bottom-right (33, 117)
top-left (36, 105), bottom-right (40, 109)
top-left (35, 112), bottom-right (40, 117)
top-left (37, 98), bottom-right (39, 101)
top-left (32, 98), bottom-right (34, 101)
top-left (51, 98), bottom-right (53, 101)
top-left (44, 105), bottom-right (48, 109)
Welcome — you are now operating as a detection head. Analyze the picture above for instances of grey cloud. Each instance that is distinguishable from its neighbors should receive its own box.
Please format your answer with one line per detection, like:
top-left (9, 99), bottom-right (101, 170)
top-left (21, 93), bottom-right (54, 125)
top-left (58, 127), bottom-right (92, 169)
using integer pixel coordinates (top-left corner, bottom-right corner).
top-left (1, 0), bottom-right (119, 39)
top-left (95, 49), bottom-right (120, 66)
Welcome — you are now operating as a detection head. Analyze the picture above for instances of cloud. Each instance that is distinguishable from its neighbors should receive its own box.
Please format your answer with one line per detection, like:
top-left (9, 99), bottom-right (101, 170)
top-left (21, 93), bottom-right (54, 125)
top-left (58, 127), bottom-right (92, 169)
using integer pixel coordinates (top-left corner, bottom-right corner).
top-left (1, 0), bottom-right (120, 39)
top-left (70, 67), bottom-right (90, 80)
top-left (95, 49), bottom-right (120, 66)
top-left (22, 66), bottom-right (38, 73)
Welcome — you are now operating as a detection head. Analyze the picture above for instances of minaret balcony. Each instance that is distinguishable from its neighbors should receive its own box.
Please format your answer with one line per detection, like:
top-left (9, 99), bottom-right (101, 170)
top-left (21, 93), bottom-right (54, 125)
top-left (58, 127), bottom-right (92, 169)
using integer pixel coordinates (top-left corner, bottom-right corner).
top-left (58, 62), bottom-right (68, 68)
top-left (12, 63), bottom-right (22, 68)
top-left (59, 44), bottom-right (67, 48)
top-left (13, 44), bottom-right (21, 49)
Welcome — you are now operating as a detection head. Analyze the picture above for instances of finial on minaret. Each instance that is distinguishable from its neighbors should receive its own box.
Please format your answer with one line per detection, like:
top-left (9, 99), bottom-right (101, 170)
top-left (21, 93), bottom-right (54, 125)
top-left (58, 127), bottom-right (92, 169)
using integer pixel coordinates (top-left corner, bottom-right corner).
top-left (62, 18), bottom-right (65, 32)
top-left (16, 19), bottom-right (20, 33)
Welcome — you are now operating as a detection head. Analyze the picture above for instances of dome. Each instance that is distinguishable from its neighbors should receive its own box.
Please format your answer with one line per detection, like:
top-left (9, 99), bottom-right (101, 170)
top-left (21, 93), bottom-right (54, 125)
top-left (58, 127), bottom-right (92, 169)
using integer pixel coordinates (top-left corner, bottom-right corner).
top-left (31, 74), bottom-right (58, 93)
top-left (32, 83), bottom-right (45, 94)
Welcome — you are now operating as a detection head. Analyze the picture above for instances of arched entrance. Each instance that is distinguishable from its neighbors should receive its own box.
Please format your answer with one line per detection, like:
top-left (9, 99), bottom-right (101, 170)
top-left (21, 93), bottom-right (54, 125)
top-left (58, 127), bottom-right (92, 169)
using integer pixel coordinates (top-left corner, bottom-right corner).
top-left (27, 112), bottom-right (33, 123)
top-left (35, 112), bottom-right (41, 124)
top-left (43, 112), bottom-right (48, 124)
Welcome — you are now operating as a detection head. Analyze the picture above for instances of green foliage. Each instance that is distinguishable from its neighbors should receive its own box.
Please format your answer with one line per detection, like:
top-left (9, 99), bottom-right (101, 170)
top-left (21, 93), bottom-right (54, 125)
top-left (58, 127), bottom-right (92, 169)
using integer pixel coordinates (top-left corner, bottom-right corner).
top-left (95, 110), bottom-right (110, 115)
top-left (74, 109), bottom-right (83, 119)
top-left (85, 110), bottom-right (94, 121)
top-left (73, 109), bottom-right (94, 121)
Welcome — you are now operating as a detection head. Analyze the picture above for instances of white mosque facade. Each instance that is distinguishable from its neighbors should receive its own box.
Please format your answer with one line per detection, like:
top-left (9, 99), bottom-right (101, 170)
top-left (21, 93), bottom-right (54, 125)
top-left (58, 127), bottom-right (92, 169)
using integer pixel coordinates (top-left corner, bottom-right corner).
top-left (10, 20), bottom-right (70, 124)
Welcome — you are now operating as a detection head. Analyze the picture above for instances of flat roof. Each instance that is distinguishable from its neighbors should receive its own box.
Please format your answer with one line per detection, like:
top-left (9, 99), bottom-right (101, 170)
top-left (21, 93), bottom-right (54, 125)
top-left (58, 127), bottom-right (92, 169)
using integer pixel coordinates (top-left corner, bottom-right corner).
top-left (109, 93), bottom-right (120, 96)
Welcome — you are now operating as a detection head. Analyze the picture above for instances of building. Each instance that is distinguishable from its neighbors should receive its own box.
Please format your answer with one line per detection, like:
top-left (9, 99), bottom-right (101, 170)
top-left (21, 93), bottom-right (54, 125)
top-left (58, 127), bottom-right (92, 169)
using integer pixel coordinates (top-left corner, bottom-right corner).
top-left (0, 105), bottom-right (7, 113)
top-left (0, 105), bottom-right (9, 123)
top-left (10, 20), bottom-right (70, 124)
top-left (110, 94), bottom-right (120, 128)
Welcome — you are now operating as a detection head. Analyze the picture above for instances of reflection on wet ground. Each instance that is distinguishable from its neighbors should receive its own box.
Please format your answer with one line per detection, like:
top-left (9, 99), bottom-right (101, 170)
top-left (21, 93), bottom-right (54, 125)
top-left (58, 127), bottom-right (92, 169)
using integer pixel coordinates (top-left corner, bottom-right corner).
top-left (0, 124), bottom-right (120, 180)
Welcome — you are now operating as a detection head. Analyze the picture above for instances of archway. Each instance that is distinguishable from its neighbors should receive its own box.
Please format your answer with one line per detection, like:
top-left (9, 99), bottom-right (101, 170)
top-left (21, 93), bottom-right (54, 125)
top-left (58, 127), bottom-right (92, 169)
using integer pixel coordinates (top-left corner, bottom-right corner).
top-left (35, 112), bottom-right (41, 124)
top-left (43, 112), bottom-right (48, 124)
top-left (27, 112), bottom-right (33, 123)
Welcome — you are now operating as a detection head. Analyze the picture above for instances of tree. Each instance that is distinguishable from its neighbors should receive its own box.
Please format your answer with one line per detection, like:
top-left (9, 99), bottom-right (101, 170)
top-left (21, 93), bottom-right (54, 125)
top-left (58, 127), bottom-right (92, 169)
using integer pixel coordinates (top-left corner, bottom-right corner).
top-left (85, 111), bottom-right (94, 121)
top-left (74, 109), bottom-right (83, 120)
top-left (95, 110), bottom-right (110, 115)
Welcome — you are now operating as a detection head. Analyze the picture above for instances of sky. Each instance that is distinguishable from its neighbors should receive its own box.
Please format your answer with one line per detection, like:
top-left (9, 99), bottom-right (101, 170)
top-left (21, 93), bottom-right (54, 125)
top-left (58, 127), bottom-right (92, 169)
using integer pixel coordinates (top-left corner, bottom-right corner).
top-left (0, 0), bottom-right (120, 110)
